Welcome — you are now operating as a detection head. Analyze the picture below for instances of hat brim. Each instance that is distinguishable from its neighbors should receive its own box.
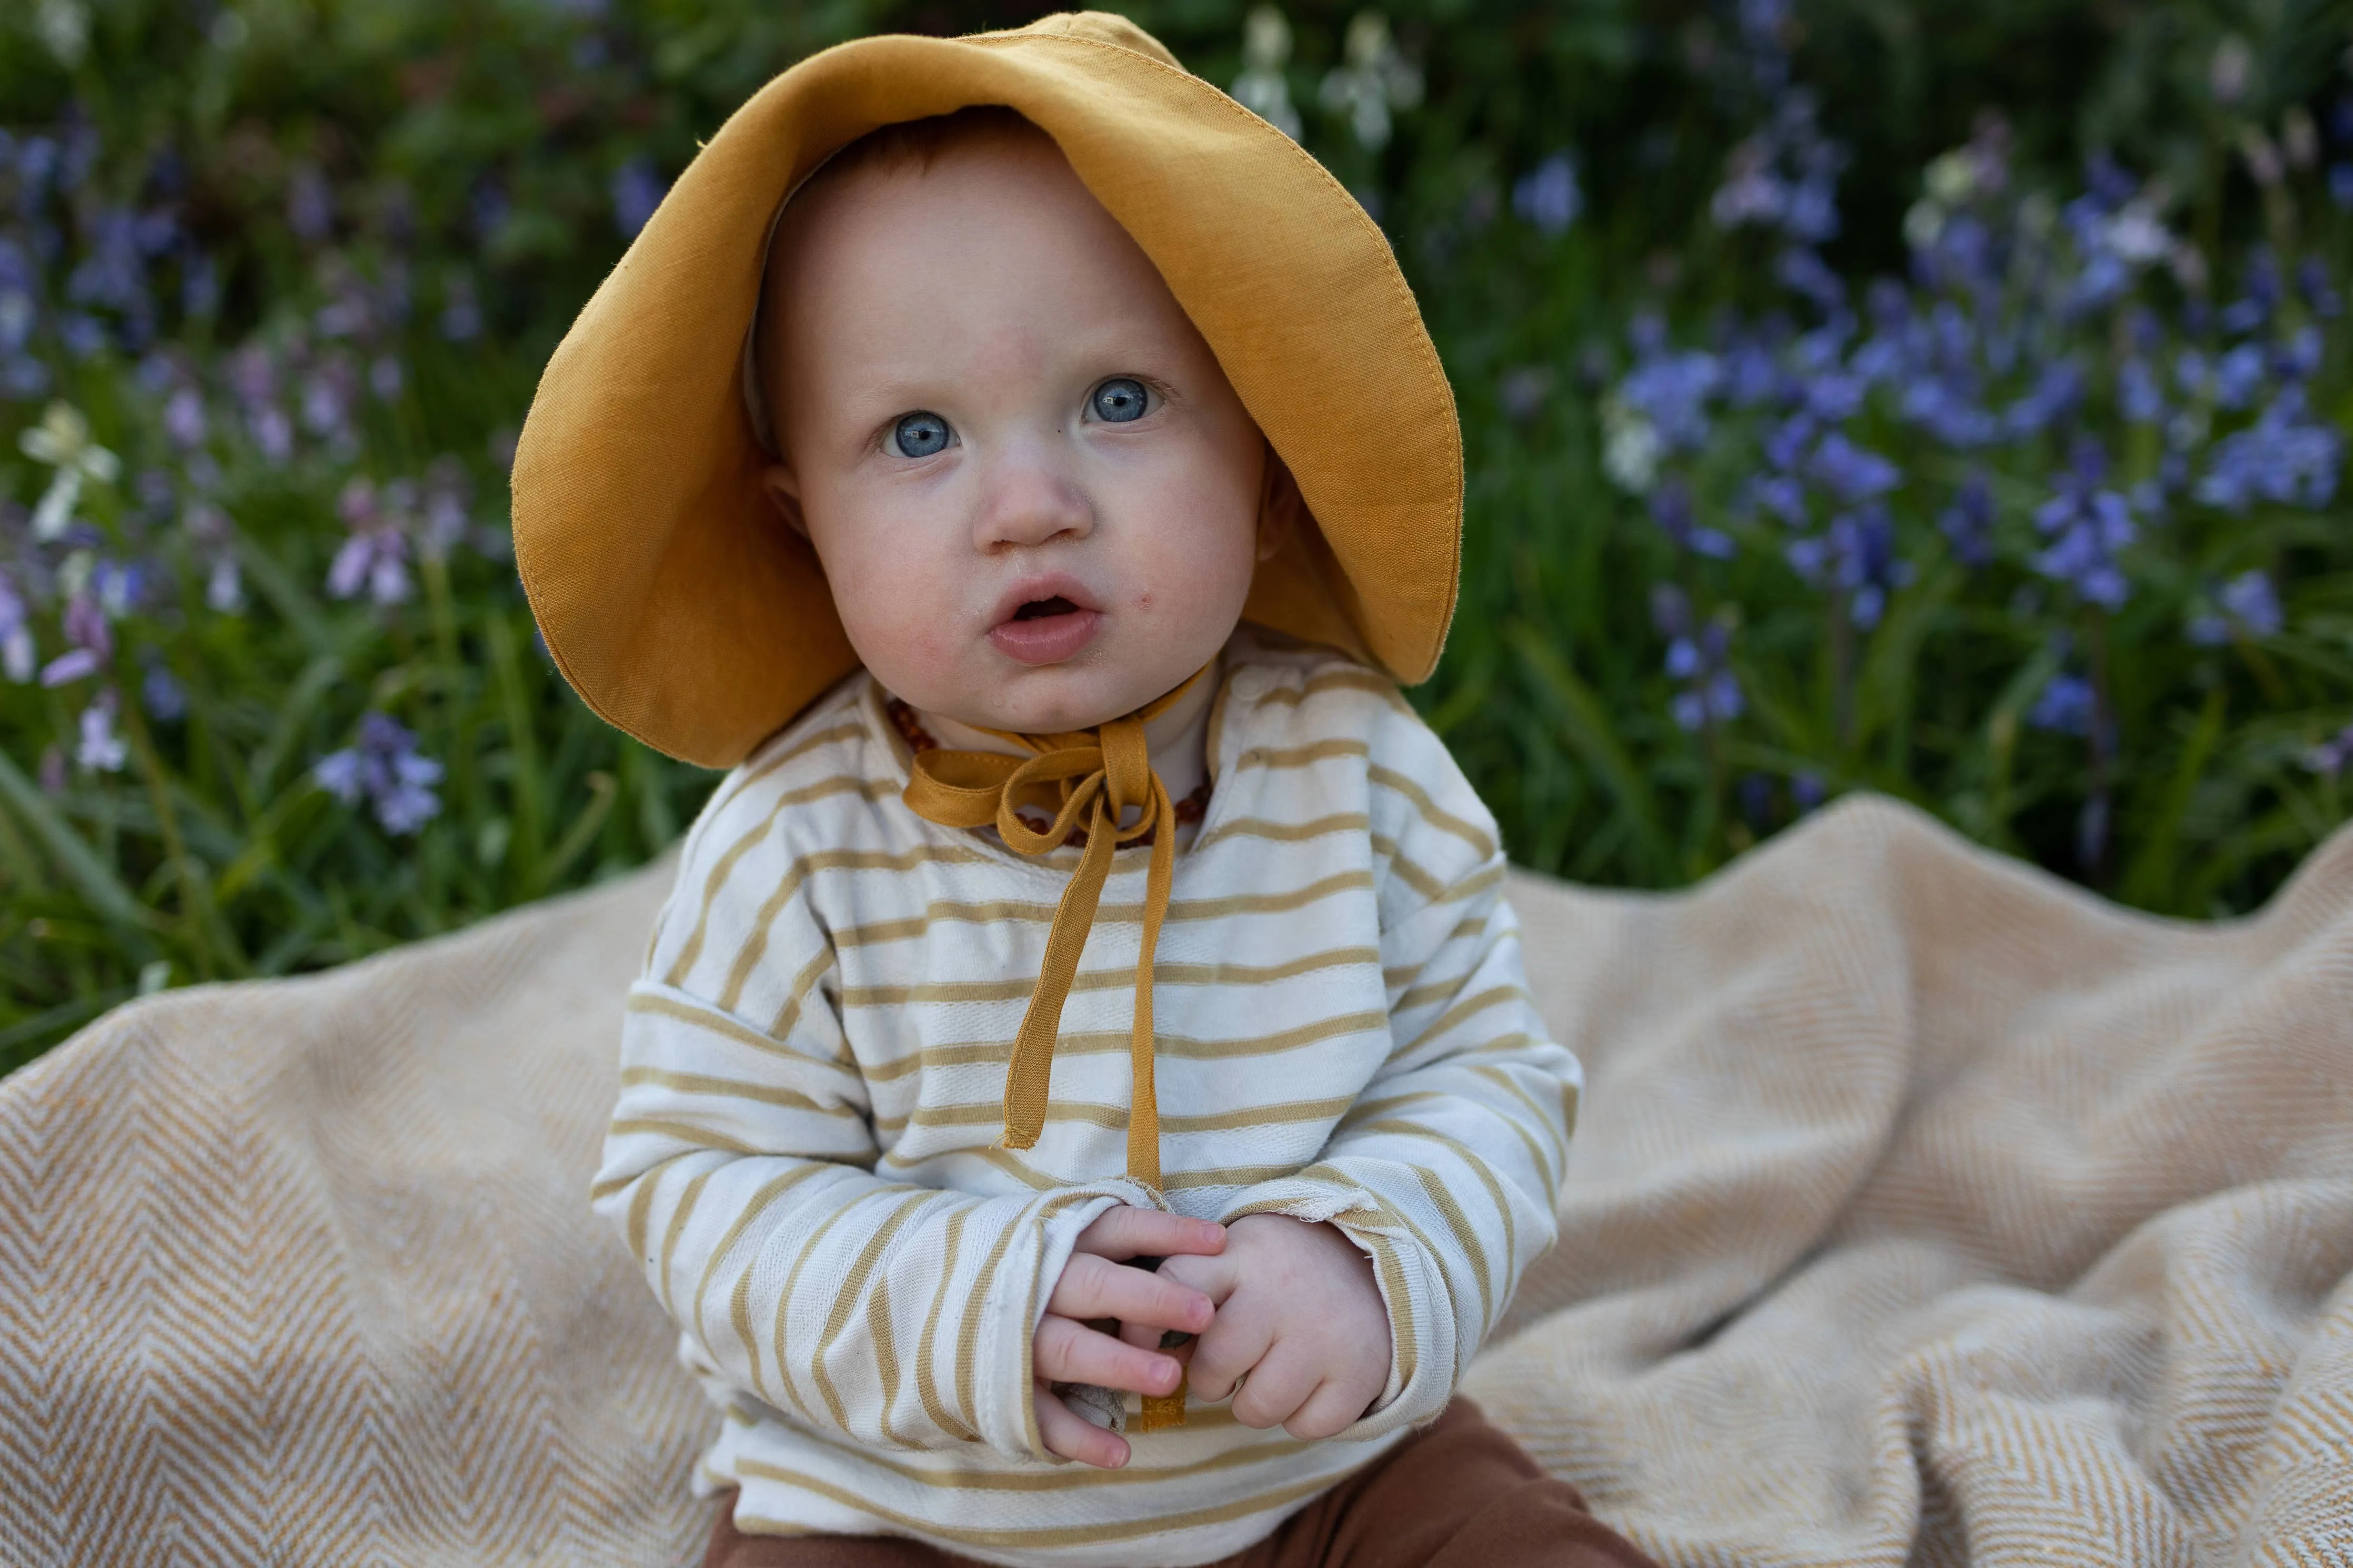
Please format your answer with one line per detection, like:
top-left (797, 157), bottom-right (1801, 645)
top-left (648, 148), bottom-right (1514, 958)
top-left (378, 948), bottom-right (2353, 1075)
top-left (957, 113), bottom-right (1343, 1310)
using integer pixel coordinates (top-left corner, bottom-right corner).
top-left (512, 13), bottom-right (1461, 768)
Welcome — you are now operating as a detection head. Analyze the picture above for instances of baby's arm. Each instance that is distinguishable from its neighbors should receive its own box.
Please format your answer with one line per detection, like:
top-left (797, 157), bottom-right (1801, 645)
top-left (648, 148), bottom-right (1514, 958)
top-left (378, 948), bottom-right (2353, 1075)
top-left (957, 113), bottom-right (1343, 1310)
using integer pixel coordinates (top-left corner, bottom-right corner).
top-left (1165, 705), bottom-right (1578, 1439)
top-left (591, 791), bottom-right (1192, 1463)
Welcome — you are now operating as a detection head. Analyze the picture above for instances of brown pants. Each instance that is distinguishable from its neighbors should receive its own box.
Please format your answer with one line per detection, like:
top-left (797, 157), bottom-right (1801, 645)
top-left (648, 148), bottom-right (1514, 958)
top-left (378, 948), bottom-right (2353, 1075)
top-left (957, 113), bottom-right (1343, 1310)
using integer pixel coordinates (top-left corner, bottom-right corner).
top-left (705, 1400), bottom-right (1660, 1568)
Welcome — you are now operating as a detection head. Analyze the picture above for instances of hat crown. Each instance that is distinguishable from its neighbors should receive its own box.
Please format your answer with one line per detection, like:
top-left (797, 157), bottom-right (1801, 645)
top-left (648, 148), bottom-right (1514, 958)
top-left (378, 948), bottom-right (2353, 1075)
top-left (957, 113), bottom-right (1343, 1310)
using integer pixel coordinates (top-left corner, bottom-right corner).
top-left (513, 13), bottom-right (1461, 767)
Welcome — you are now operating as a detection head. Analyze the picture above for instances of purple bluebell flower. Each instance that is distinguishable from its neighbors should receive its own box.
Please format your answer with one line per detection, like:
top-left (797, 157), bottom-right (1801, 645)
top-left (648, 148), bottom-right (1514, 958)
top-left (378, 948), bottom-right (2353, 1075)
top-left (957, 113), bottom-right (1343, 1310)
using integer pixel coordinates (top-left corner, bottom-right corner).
top-left (2118, 358), bottom-right (2163, 423)
top-left (612, 156), bottom-right (669, 240)
top-left (2275, 326), bottom-right (2324, 382)
top-left (2214, 342), bottom-right (2266, 409)
top-left (93, 559), bottom-right (147, 618)
top-left (315, 711), bottom-right (444, 834)
top-left (2218, 251), bottom-right (2280, 335)
top-left (1807, 430), bottom-right (1899, 504)
top-left (163, 384), bottom-right (207, 448)
top-left (1651, 584), bottom-right (1744, 729)
top-left (1902, 373), bottom-right (1999, 447)
top-left (2174, 348), bottom-right (2208, 398)
top-left (1648, 477), bottom-right (1735, 559)
top-left (1798, 363), bottom-right (1866, 422)
top-left (181, 499), bottom-right (243, 613)
top-left (1738, 771), bottom-right (1775, 829)
top-left (1721, 331), bottom-right (1785, 406)
top-left (1751, 471), bottom-right (1808, 527)
top-left (327, 477), bottom-right (413, 605)
top-left (0, 571), bottom-right (32, 683)
top-left (142, 654), bottom-right (187, 722)
top-left (300, 353), bottom-right (360, 444)
top-left (2298, 258), bottom-right (2344, 319)
top-left (1791, 772), bottom-right (1826, 813)
top-left (1939, 471), bottom-right (1996, 567)
top-left (182, 251), bottom-right (221, 318)
top-left (2196, 387), bottom-right (2341, 512)
top-left (1512, 154), bottom-right (1581, 236)
top-left (2032, 445), bottom-right (2135, 608)
top-left (1787, 503), bottom-right (1909, 629)
top-left (1763, 412), bottom-right (1815, 473)
top-left (2305, 722), bottom-right (2353, 777)
top-left (39, 591), bottom-right (112, 687)
top-left (76, 687), bottom-right (128, 773)
top-left (230, 345), bottom-right (296, 466)
top-left (1618, 348), bottom-right (1724, 451)
top-left (1497, 368), bottom-right (1551, 422)
top-left (470, 178), bottom-right (511, 243)
top-left (440, 275), bottom-right (482, 343)
top-left (1777, 247), bottom-right (1846, 312)
top-left (67, 207), bottom-right (152, 321)
top-left (2188, 569), bottom-right (2284, 644)
top-left (1664, 624), bottom-right (1743, 731)
top-left (2028, 671), bottom-right (2094, 735)
top-left (2004, 359), bottom-right (2084, 437)
top-left (418, 456), bottom-right (474, 558)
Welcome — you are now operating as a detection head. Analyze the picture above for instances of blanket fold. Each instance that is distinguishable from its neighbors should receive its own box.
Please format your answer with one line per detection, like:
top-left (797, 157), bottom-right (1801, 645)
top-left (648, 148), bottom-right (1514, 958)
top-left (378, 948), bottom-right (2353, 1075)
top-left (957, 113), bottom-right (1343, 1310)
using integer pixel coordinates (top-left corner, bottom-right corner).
top-left (3, 796), bottom-right (2348, 1565)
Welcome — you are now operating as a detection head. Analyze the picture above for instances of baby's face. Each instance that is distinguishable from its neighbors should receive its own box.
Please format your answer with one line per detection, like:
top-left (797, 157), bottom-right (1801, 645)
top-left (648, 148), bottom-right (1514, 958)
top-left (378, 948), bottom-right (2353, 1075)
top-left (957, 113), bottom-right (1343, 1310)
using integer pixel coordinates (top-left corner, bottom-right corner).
top-left (759, 129), bottom-right (1286, 735)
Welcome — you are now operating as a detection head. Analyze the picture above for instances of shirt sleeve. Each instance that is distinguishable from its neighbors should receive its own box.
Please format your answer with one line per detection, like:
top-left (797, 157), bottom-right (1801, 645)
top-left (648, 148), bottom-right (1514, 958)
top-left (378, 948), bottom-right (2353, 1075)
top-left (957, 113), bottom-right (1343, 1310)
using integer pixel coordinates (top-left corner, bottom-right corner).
top-left (1213, 700), bottom-right (1580, 1439)
top-left (589, 770), bottom-right (1151, 1462)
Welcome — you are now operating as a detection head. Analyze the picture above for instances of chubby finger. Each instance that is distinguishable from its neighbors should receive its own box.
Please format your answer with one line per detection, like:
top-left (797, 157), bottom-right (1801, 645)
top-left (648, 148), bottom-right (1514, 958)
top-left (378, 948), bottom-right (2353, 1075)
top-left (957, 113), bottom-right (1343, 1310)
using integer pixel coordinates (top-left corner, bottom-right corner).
top-left (1073, 1206), bottom-right (1227, 1263)
top-left (1034, 1313), bottom-right (1186, 1397)
top-left (1151, 1249), bottom-right (1238, 1308)
top-left (1285, 1373), bottom-right (1383, 1441)
top-left (1230, 1346), bottom-right (1320, 1431)
top-left (1049, 1254), bottom-right (1213, 1336)
top-left (1035, 1383), bottom-right (1130, 1469)
top-left (1182, 1303), bottom-right (1274, 1405)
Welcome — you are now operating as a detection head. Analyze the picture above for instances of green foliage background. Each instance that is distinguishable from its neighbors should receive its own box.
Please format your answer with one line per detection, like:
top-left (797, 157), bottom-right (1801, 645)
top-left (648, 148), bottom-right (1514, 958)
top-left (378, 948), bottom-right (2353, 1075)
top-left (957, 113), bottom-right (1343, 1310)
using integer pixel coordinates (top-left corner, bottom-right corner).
top-left (4, 0), bottom-right (2351, 1070)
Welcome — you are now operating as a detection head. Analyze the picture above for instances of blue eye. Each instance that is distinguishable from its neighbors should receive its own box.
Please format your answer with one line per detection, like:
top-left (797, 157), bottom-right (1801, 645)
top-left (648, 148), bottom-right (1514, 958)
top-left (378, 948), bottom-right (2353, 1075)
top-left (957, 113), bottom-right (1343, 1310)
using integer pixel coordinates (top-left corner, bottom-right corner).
top-left (1091, 378), bottom-right (1149, 423)
top-left (889, 411), bottom-right (952, 458)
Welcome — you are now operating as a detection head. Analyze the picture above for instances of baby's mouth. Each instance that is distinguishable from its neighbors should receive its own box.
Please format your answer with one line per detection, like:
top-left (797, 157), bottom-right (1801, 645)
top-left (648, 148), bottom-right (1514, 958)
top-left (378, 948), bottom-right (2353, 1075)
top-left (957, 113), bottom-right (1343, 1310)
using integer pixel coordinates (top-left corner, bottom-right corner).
top-left (990, 594), bottom-right (1103, 665)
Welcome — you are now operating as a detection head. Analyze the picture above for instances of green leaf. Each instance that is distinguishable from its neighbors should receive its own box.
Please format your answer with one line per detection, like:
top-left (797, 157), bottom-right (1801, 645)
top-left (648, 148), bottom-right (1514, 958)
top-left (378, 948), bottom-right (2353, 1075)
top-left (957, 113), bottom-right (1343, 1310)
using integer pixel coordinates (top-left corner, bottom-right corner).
top-left (0, 748), bottom-right (158, 952)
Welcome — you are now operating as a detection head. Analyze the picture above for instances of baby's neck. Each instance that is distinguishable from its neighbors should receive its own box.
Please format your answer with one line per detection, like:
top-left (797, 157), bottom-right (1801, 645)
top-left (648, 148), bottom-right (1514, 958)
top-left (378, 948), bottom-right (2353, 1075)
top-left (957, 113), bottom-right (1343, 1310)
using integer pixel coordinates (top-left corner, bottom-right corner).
top-left (914, 655), bottom-right (1222, 804)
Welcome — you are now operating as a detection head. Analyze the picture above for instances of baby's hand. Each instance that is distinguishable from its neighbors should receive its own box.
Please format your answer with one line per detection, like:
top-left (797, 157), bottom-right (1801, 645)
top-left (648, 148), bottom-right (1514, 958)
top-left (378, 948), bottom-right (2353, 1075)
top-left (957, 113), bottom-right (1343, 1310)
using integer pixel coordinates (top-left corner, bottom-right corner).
top-left (1032, 1206), bottom-right (1223, 1469)
top-left (1149, 1215), bottom-right (1390, 1439)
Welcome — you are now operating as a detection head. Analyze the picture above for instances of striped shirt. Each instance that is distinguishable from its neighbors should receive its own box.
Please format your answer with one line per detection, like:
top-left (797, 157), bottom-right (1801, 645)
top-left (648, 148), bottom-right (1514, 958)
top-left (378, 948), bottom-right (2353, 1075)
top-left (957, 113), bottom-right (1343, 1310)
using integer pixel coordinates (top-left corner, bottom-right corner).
top-left (591, 624), bottom-right (1581, 1568)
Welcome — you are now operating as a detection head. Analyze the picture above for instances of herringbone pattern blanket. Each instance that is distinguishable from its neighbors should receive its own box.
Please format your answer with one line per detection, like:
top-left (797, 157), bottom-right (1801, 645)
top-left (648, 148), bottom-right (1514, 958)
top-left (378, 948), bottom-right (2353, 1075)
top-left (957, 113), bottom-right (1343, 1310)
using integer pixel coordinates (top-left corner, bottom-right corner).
top-left (3, 797), bottom-right (2348, 1565)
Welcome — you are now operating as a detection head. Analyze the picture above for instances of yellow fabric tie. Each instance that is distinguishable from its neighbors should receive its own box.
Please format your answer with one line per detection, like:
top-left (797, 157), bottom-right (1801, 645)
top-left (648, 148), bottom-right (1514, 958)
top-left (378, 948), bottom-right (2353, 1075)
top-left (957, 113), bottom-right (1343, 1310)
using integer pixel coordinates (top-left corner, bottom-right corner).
top-left (898, 667), bottom-right (1210, 1433)
top-left (899, 666), bottom-right (1206, 1188)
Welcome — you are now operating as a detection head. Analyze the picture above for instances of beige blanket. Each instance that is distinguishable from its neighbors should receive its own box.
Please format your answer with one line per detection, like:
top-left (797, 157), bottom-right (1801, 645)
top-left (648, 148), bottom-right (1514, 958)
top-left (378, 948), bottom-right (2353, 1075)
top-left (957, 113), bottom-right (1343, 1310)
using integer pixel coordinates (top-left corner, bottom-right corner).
top-left (2, 796), bottom-right (2348, 1565)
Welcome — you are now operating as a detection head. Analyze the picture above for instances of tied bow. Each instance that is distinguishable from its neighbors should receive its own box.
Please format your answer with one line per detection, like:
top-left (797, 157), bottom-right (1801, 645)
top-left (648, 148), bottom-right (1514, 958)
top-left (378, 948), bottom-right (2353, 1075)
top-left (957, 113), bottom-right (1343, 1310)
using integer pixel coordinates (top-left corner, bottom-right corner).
top-left (898, 666), bottom-right (1209, 1189)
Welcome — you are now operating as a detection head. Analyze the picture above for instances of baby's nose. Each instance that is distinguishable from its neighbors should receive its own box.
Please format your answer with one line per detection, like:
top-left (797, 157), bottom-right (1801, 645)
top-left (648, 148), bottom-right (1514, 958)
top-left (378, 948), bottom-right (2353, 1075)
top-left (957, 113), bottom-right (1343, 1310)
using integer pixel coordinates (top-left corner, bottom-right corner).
top-left (972, 450), bottom-right (1094, 550)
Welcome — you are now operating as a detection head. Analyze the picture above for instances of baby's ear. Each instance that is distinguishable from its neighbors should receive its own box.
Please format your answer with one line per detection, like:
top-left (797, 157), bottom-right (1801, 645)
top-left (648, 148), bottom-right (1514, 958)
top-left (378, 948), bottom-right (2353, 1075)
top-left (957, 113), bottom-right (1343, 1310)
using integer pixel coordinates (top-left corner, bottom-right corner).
top-left (1258, 446), bottom-right (1303, 563)
top-left (760, 461), bottom-right (811, 540)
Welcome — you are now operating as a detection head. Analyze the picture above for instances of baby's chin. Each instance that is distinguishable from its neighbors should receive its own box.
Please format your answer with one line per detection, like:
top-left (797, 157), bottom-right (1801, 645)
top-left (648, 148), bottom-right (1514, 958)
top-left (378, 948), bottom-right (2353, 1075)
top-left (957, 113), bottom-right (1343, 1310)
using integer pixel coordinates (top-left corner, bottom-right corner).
top-left (899, 656), bottom-right (1200, 736)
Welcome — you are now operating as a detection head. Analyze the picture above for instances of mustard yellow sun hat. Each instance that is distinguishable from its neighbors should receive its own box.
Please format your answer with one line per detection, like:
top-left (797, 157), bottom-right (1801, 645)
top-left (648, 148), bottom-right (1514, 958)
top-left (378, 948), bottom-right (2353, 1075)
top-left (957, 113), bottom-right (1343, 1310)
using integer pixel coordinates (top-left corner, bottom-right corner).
top-left (510, 11), bottom-right (1462, 768)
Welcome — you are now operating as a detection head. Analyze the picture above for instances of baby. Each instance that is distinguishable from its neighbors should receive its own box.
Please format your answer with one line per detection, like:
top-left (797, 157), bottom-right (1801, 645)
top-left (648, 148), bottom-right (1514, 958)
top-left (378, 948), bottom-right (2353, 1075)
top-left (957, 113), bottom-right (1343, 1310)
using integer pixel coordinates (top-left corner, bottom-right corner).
top-left (514, 13), bottom-right (1652, 1568)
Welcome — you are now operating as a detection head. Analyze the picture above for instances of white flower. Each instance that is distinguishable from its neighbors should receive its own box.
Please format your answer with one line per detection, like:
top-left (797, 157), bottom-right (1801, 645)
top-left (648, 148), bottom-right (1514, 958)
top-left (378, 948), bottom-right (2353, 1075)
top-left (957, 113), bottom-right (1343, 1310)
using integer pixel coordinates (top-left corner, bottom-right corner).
top-left (1231, 7), bottom-right (1302, 140)
top-left (1319, 12), bottom-right (1421, 151)
top-left (2103, 204), bottom-right (2174, 266)
top-left (76, 689), bottom-right (127, 773)
top-left (1601, 394), bottom-right (1662, 494)
top-left (18, 401), bottom-right (120, 542)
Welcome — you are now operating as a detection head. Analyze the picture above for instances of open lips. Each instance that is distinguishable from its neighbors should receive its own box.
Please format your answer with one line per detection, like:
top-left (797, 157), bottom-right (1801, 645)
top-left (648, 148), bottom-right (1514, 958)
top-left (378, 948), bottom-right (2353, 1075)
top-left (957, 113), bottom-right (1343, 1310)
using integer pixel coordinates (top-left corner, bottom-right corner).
top-left (990, 582), bottom-right (1104, 665)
